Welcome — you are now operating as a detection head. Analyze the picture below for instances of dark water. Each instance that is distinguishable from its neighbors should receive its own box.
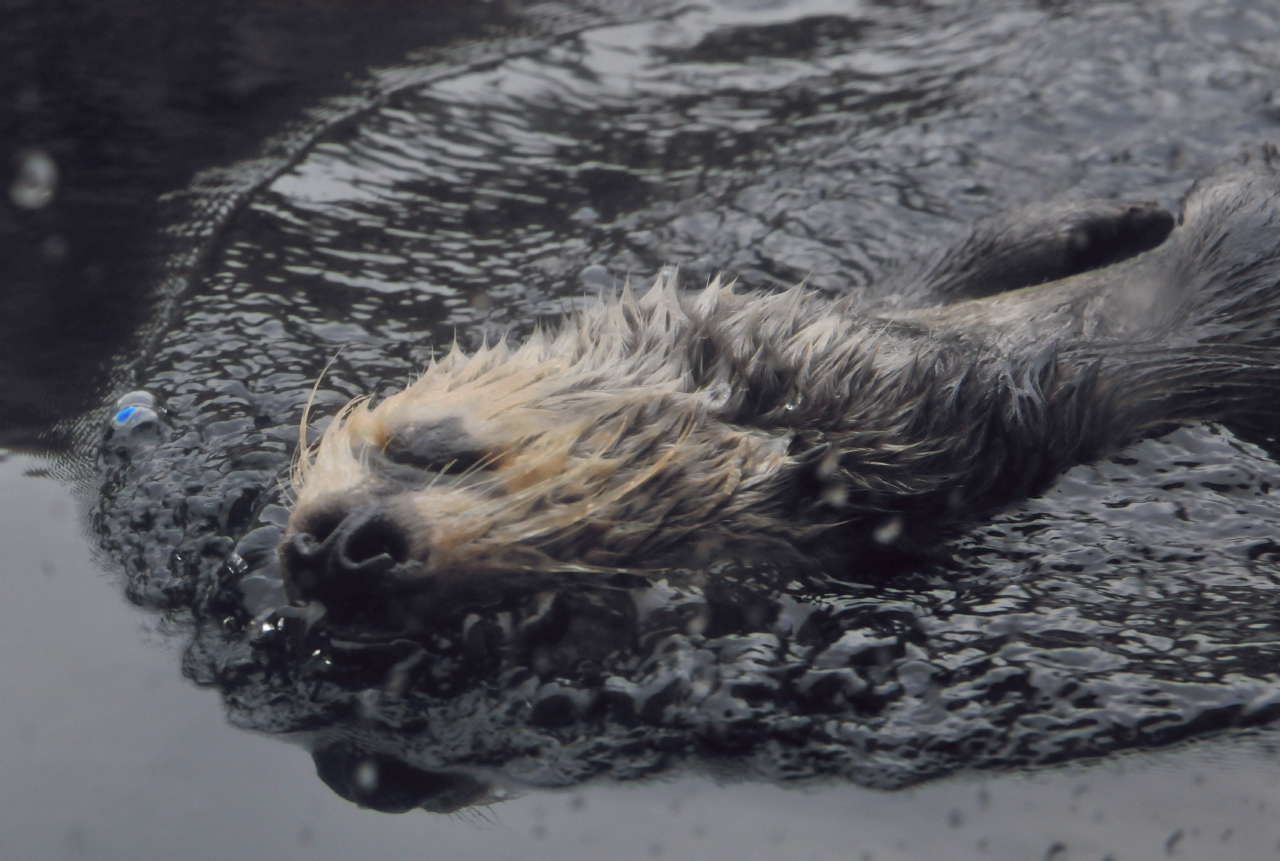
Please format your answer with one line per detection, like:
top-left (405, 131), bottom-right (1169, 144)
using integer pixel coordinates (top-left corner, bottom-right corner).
top-left (9, 0), bottom-right (1280, 855)
top-left (0, 0), bottom-right (521, 450)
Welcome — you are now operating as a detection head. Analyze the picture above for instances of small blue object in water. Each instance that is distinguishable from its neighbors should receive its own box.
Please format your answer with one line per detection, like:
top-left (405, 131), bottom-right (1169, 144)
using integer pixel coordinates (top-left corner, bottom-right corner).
top-left (112, 405), bottom-right (158, 428)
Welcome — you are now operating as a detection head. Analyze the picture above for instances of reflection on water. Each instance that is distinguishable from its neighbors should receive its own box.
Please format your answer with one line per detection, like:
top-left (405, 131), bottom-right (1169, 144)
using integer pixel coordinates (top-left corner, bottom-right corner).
top-left (84, 0), bottom-right (1280, 821)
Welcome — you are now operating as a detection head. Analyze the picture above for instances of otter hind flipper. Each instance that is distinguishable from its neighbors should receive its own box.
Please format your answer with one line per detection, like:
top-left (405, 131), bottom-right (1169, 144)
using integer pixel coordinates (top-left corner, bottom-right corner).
top-left (1171, 143), bottom-right (1280, 348)
top-left (899, 198), bottom-right (1174, 305)
top-left (1091, 145), bottom-right (1280, 434)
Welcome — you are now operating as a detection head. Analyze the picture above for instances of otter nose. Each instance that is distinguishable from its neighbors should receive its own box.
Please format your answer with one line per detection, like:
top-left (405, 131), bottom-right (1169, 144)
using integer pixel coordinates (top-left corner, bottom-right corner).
top-left (283, 509), bottom-right (412, 612)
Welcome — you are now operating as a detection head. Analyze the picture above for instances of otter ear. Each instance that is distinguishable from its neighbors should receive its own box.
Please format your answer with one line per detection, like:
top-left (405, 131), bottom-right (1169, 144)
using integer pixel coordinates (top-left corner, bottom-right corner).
top-left (888, 199), bottom-right (1174, 304)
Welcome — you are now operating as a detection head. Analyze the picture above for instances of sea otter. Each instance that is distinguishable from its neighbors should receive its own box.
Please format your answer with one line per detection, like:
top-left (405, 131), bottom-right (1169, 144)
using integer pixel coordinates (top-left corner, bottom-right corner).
top-left (280, 147), bottom-right (1280, 630)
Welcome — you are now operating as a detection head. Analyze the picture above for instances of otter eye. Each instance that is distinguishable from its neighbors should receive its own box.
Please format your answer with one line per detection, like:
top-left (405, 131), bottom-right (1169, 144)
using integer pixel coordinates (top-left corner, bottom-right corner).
top-left (383, 418), bottom-right (489, 475)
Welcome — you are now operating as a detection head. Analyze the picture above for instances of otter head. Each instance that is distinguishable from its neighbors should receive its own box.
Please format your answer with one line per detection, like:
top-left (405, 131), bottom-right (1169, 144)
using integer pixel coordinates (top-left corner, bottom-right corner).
top-left (280, 275), bottom-right (813, 633)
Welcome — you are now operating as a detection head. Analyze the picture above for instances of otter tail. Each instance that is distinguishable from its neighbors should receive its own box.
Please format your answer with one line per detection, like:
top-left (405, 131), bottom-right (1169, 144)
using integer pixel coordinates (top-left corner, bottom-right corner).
top-left (1111, 145), bottom-right (1280, 435)
top-left (1171, 145), bottom-right (1280, 347)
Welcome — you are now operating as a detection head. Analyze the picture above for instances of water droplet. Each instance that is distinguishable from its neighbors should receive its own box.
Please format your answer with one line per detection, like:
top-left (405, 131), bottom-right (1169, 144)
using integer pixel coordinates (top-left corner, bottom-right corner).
top-left (579, 264), bottom-right (612, 292)
top-left (570, 205), bottom-right (599, 225)
top-left (10, 149), bottom-right (58, 210)
top-left (873, 516), bottom-right (903, 545)
top-left (354, 760), bottom-right (379, 792)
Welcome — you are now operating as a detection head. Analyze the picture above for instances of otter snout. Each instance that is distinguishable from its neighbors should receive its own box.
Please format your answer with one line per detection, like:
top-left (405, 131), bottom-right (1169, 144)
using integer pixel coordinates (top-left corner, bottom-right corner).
top-left (282, 505), bottom-right (413, 622)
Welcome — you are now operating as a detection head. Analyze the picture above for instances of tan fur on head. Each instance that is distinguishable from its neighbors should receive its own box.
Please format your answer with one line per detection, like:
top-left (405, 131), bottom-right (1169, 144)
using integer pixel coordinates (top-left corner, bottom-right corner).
top-left (288, 272), bottom-right (806, 579)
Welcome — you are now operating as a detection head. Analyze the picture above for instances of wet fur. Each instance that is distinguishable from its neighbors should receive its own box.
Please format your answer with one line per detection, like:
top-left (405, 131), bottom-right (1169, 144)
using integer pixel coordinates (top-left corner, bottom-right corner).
top-left (284, 147), bottom-right (1280, 609)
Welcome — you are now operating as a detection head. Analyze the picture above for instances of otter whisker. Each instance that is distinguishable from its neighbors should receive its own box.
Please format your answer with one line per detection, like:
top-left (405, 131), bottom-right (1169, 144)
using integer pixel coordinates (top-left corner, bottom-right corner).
top-left (290, 349), bottom-right (345, 497)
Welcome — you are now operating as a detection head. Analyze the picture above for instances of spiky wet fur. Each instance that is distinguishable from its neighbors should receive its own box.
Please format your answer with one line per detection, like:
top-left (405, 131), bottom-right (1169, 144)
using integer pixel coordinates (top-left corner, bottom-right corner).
top-left (287, 147), bottom-right (1280, 586)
